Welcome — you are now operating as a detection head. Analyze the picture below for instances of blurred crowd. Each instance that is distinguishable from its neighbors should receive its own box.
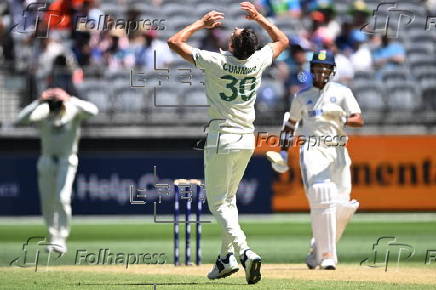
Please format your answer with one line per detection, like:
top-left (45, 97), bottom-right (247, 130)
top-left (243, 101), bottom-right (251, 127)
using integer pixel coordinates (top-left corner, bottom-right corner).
top-left (0, 0), bottom-right (174, 99)
top-left (256, 0), bottom-right (406, 105)
top-left (0, 0), bottom-right (436, 116)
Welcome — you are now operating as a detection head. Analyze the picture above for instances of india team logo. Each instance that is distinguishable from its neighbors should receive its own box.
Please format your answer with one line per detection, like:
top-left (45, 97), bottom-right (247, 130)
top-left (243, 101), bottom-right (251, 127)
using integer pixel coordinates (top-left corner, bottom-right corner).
top-left (318, 51), bottom-right (327, 60)
top-left (330, 97), bottom-right (337, 103)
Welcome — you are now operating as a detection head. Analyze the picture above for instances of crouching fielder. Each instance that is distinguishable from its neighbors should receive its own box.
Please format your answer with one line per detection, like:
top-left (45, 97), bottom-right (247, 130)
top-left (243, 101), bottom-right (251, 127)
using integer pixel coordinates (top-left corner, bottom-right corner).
top-left (269, 51), bottom-right (364, 270)
top-left (16, 88), bottom-right (98, 254)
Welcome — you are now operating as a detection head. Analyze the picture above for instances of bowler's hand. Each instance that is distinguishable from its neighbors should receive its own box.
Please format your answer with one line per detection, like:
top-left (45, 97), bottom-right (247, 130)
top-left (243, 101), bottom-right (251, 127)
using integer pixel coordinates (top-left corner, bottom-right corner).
top-left (240, 2), bottom-right (261, 21)
top-left (200, 11), bottom-right (224, 29)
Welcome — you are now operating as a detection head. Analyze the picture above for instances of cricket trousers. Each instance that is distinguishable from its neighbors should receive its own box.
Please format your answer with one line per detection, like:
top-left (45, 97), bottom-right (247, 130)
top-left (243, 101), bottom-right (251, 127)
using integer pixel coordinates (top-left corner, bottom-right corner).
top-left (204, 144), bottom-right (254, 257)
top-left (300, 145), bottom-right (352, 199)
top-left (37, 154), bottom-right (78, 240)
top-left (300, 145), bottom-right (354, 263)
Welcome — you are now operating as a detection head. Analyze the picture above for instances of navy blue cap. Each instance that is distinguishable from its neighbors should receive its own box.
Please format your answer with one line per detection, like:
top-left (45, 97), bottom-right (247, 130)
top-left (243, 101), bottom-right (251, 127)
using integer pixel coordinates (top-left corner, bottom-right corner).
top-left (310, 50), bottom-right (336, 66)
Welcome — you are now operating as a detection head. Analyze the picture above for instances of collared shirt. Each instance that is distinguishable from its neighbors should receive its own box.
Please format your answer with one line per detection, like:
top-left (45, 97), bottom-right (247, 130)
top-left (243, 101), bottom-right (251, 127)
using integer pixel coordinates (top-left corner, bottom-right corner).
top-left (289, 82), bottom-right (361, 141)
top-left (191, 44), bottom-right (274, 135)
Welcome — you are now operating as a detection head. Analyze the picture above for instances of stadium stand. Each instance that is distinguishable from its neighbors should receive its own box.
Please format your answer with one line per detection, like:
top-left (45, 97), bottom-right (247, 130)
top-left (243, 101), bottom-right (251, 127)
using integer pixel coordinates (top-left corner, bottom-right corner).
top-left (0, 0), bottom-right (435, 137)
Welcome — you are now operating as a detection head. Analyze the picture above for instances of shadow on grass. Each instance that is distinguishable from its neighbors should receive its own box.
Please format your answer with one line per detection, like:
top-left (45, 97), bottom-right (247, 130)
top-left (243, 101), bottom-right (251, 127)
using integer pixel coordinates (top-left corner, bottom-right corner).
top-left (77, 281), bottom-right (247, 286)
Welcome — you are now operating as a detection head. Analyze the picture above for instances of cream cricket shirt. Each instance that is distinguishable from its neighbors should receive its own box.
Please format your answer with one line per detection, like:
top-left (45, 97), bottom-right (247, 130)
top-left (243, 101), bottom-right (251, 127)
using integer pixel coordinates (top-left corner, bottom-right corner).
top-left (192, 43), bottom-right (274, 150)
top-left (17, 97), bottom-right (99, 156)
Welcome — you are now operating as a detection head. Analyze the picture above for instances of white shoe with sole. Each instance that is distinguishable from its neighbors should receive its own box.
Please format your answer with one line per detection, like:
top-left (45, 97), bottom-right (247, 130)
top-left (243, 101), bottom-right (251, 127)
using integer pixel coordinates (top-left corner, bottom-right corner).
top-left (320, 258), bottom-right (336, 270)
top-left (207, 253), bottom-right (239, 280)
top-left (240, 249), bottom-right (262, 284)
top-left (46, 238), bottom-right (67, 255)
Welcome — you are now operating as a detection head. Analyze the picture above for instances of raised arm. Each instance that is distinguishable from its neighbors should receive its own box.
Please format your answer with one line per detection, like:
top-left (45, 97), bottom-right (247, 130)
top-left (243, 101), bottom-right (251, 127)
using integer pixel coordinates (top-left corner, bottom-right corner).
top-left (52, 88), bottom-right (98, 120)
top-left (167, 11), bottom-right (224, 64)
top-left (240, 1), bottom-right (289, 59)
top-left (71, 97), bottom-right (99, 120)
top-left (16, 100), bottom-right (47, 125)
top-left (15, 89), bottom-right (55, 124)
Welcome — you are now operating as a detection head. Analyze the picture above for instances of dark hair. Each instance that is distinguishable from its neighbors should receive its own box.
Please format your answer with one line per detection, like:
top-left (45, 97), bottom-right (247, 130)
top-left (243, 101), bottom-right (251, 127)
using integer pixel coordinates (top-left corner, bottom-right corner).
top-left (290, 44), bottom-right (305, 55)
top-left (53, 54), bottom-right (67, 67)
top-left (231, 28), bottom-right (258, 60)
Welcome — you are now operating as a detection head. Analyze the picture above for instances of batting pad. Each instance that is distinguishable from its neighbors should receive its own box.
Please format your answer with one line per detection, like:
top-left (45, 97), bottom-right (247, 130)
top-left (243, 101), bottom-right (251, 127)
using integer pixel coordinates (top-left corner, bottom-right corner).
top-left (308, 182), bottom-right (337, 263)
top-left (336, 199), bottom-right (359, 242)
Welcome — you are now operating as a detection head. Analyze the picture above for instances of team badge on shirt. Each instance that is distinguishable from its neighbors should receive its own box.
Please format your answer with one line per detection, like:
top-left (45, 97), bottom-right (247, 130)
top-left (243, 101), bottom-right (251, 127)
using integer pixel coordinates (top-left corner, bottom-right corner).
top-left (298, 71), bottom-right (309, 82)
top-left (330, 96), bottom-right (336, 103)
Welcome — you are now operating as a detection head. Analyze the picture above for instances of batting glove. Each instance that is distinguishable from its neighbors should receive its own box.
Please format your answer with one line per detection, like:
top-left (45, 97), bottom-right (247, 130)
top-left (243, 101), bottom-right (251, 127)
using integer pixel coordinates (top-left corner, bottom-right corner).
top-left (266, 150), bottom-right (289, 173)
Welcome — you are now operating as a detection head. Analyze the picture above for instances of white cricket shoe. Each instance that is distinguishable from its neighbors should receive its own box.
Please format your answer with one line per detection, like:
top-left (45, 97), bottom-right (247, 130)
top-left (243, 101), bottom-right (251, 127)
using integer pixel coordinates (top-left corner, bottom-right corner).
top-left (207, 253), bottom-right (239, 280)
top-left (306, 238), bottom-right (318, 270)
top-left (46, 238), bottom-right (67, 254)
top-left (320, 258), bottom-right (336, 270)
top-left (240, 249), bottom-right (262, 284)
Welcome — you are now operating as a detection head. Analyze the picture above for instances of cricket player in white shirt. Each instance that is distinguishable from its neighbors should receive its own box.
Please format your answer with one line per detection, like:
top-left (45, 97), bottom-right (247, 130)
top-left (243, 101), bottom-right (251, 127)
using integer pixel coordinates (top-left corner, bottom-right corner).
top-left (16, 88), bottom-right (98, 254)
top-left (268, 50), bottom-right (364, 270)
top-left (168, 2), bottom-right (288, 284)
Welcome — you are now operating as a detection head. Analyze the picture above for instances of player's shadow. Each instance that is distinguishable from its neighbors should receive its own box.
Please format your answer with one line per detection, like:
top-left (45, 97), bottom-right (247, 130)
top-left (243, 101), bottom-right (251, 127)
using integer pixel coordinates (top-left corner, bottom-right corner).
top-left (78, 282), bottom-right (247, 286)
top-left (267, 266), bottom-right (311, 271)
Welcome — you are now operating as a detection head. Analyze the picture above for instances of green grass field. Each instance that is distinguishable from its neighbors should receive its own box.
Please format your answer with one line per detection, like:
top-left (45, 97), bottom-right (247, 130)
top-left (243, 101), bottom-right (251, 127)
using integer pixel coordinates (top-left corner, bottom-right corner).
top-left (1, 214), bottom-right (436, 289)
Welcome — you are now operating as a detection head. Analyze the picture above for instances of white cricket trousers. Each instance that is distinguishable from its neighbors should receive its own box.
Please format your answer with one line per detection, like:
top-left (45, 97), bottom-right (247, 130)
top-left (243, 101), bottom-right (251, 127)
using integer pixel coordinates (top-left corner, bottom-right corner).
top-left (204, 147), bottom-right (254, 257)
top-left (300, 145), bottom-right (352, 262)
top-left (300, 145), bottom-right (352, 206)
top-left (37, 154), bottom-right (78, 240)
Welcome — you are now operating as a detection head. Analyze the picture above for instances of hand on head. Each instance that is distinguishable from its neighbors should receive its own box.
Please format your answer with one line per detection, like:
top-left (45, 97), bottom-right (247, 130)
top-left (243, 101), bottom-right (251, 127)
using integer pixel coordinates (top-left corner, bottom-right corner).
top-left (40, 88), bottom-right (71, 102)
top-left (40, 89), bottom-right (54, 101)
top-left (52, 88), bottom-right (71, 101)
